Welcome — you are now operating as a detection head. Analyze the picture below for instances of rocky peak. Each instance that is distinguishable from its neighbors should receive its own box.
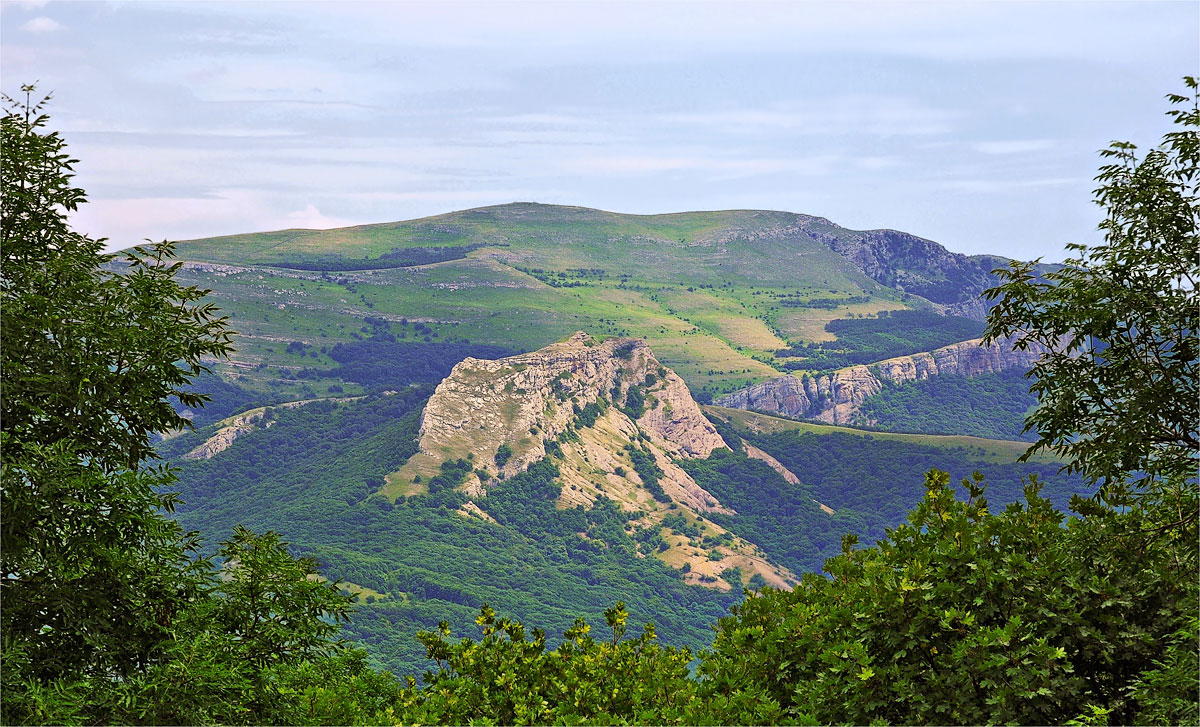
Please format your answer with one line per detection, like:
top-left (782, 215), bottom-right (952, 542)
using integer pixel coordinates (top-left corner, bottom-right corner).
top-left (398, 332), bottom-right (726, 489)
top-left (412, 333), bottom-right (723, 477)
top-left (387, 333), bottom-right (794, 591)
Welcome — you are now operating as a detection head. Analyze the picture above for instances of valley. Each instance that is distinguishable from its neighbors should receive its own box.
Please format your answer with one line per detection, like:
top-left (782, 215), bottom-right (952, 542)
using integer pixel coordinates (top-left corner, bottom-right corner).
top-left (161, 314), bottom-right (1083, 676)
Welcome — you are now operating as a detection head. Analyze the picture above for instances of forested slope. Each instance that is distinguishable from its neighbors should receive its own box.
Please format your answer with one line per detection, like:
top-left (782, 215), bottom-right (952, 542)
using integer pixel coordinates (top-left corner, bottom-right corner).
top-left (162, 383), bottom-right (1085, 674)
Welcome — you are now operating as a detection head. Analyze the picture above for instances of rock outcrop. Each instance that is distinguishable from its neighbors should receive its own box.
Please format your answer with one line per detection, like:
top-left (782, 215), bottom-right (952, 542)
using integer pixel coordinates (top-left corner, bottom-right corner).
top-left (407, 332), bottom-right (726, 482)
top-left (716, 336), bottom-right (1049, 424)
top-left (390, 332), bottom-right (796, 591)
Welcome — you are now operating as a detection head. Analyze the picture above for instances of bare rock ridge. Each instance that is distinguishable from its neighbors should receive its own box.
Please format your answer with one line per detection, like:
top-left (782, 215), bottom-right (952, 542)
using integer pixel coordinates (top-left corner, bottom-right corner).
top-left (411, 331), bottom-right (726, 479)
top-left (715, 336), bottom-right (1050, 425)
top-left (390, 332), bottom-right (797, 591)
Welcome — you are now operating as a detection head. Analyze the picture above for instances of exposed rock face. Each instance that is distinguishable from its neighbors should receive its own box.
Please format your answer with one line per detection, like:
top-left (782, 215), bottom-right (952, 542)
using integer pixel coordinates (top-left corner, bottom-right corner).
top-left (394, 332), bottom-right (796, 590)
top-left (411, 332), bottom-right (726, 482)
top-left (818, 229), bottom-right (998, 310)
top-left (715, 336), bottom-right (1049, 424)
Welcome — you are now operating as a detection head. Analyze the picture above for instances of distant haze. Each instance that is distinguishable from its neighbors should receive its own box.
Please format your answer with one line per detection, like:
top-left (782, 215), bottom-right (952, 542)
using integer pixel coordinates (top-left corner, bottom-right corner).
top-left (2, 0), bottom-right (1196, 261)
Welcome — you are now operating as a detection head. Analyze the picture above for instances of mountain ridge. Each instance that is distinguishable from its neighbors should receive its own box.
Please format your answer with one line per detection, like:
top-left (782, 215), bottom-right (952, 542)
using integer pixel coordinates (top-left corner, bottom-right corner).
top-left (171, 202), bottom-right (1020, 318)
top-left (715, 335), bottom-right (1050, 424)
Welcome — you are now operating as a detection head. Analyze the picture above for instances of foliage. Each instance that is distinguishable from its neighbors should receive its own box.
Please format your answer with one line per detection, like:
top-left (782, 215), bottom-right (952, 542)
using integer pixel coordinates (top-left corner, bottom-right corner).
top-left (0, 86), bottom-right (399, 727)
top-left (394, 603), bottom-right (702, 725)
top-left (625, 443), bottom-right (670, 503)
top-left (321, 338), bottom-right (516, 389)
top-left (853, 370), bottom-right (1038, 441)
top-left (214, 527), bottom-right (353, 673)
top-left (0, 90), bottom-right (234, 472)
top-left (1, 85), bottom-right (230, 697)
top-left (622, 383), bottom-right (647, 419)
top-left (742, 428), bottom-right (1082, 545)
top-left (575, 399), bottom-right (605, 428)
top-left (268, 243), bottom-right (480, 271)
top-left (681, 448), bottom-right (840, 572)
top-left (698, 470), bottom-right (1198, 725)
top-left (172, 370), bottom-right (274, 427)
top-left (983, 79), bottom-right (1199, 506)
top-left (495, 443), bottom-right (514, 468)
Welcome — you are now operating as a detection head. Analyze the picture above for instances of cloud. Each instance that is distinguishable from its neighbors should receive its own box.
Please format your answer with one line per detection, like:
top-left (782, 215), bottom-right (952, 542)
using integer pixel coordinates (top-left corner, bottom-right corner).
top-left (283, 204), bottom-right (358, 230)
top-left (657, 98), bottom-right (963, 137)
top-left (559, 153), bottom-right (843, 179)
top-left (973, 140), bottom-right (1057, 155)
top-left (21, 16), bottom-right (62, 34)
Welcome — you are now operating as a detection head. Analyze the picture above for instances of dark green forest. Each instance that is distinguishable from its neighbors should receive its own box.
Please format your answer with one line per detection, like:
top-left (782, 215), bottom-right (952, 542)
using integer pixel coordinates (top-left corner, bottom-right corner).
top-left (853, 369), bottom-right (1039, 441)
top-left (776, 309), bottom-right (984, 370)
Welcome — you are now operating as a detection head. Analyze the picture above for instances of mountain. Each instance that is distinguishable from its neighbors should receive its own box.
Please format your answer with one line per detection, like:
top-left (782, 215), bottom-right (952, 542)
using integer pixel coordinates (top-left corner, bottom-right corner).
top-left (165, 203), bottom-right (1036, 409)
top-left (149, 203), bottom-right (1090, 676)
top-left (160, 332), bottom-right (1085, 676)
top-left (395, 332), bottom-right (794, 590)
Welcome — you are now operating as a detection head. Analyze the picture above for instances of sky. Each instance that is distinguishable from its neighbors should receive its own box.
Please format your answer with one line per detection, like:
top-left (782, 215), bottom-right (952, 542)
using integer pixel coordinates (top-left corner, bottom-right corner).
top-left (2, 1), bottom-right (1196, 261)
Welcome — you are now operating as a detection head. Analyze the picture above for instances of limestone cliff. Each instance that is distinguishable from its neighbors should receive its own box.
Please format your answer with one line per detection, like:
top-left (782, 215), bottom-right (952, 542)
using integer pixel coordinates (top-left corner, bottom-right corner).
top-left (401, 332), bottom-right (725, 481)
top-left (389, 332), bottom-right (795, 591)
top-left (715, 336), bottom-right (1049, 424)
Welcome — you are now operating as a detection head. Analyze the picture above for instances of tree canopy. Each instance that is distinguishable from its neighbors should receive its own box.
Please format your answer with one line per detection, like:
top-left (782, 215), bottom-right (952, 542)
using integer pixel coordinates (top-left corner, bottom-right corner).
top-left (0, 87), bottom-right (371, 725)
top-left (984, 78), bottom-right (1199, 509)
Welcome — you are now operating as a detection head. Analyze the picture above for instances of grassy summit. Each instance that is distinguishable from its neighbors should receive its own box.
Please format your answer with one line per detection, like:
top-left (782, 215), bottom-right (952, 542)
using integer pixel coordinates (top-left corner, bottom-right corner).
top-left (169, 203), bottom-right (996, 401)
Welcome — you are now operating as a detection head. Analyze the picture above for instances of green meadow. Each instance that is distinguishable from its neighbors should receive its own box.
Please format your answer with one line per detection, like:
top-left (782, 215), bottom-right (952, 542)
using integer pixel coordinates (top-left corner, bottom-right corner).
top-left (174, 204), bottom-right (940, 398)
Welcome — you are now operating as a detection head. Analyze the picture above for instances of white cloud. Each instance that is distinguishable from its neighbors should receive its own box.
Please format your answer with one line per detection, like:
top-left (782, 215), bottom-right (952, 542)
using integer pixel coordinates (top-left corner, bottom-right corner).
top-left (283, 204), bottom-right (357, 230)
top-left (21, 16), bottom-right (63, 34)
top-left (974, 140), bottom-right (1057, 155)
top-left (657, 98), bottom-right (963, 137)
top-left (560, 153), bottom-right (841, 178)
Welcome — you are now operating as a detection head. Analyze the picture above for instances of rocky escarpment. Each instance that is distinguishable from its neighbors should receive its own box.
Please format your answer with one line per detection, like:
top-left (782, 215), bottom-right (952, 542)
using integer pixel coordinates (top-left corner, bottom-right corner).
top-left (389, 332), bottom-right (796, 591)
top-left (404, 332), bottom-right (726, 482)
top-left (716, 336), bottom-right (1049, 425)
top-left (798, 226), bottom-right (999, 318)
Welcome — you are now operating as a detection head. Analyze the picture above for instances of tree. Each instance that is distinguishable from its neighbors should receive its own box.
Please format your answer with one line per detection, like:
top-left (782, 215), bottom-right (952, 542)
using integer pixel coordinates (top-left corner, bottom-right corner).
top-left (699, 471), bottom-right (1197, 725)
top-left (983, 79), bottom-right (1198, 510)
top-left (1, 84), bottom-right (232, 690)
top-left (1, 87), bottom-right (370, 725)
top-left (697, 80), bottom-right (1199, 726)
top-left (392, 602), bottom-right (727, 725)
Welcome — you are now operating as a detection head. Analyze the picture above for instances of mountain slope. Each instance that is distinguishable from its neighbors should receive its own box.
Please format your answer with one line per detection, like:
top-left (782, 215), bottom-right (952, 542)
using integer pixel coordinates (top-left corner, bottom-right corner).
top-left (395, 332), bottom-right (794, 589)
top-left (159, 336), bottom-right (1085, 676)
top-left (163, 203), bottom-right (1036, 405)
